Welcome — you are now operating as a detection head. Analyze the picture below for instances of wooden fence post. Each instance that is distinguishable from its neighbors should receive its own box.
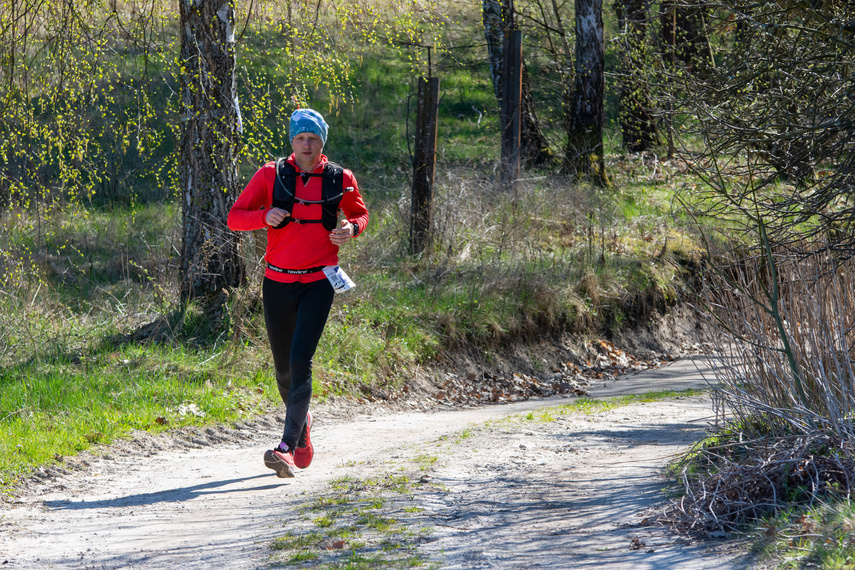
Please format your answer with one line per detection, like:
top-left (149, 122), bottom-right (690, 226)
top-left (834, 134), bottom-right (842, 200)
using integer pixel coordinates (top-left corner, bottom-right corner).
top-left (410, 76), bottom-right (440, 256)
top-left (500, 29), bottom-right (522, 185)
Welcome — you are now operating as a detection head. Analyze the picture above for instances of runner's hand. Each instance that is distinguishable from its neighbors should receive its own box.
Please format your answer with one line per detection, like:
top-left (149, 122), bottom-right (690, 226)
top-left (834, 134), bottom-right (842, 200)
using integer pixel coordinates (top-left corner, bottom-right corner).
top-left (330, 219), bottom-right (355, 246)
top-left (265, 207), bottom-right (290, 226)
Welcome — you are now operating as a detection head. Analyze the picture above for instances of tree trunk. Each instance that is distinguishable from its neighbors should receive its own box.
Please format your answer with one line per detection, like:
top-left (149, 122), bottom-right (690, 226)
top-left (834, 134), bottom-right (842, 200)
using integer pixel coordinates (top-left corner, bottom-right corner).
top-left (483, 0), bottom-right (505, 101)
top-left (519, 64), bottom-right (553, 167)
top-left (566, 0), bottom-right (608, 185)
top-left (660, 0), bottom-right (713, 74)
top-left (615, 0), bottom-right (658, 152)
top-left (483, 0), bottom-right (553, 168)
top-left (179, 0), bottom-right (244, 307)
top-left (410, 76), bottom-right (440, 256)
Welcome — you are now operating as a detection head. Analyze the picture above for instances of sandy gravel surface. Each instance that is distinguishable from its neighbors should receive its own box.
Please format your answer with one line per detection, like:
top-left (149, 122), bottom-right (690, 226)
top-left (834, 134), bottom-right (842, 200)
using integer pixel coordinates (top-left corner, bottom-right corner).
top-left (412, 396), bottom-right (748, 569)
top-left (0, 357), bottom-right (756, 569)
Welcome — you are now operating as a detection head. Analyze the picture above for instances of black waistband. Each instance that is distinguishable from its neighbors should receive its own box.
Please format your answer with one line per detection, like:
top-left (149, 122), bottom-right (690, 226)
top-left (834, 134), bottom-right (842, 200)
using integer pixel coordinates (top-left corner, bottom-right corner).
top-left (267, 263), bottom-right (325, 275)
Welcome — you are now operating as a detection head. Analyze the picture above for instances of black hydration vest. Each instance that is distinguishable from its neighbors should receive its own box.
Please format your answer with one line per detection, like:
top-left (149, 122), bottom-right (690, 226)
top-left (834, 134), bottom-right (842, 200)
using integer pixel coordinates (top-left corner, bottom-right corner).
top-left (270, 158), bottom-right (353, 231)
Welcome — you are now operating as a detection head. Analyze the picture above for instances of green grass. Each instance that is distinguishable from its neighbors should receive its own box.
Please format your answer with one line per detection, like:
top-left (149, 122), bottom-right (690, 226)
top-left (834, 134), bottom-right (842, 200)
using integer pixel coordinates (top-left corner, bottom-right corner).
top-left (368, 498), bottom-right (386, 510)
top-left (454, 429), bottom-right (473, 444)
top-left (413, 454), bottom-right (437, 471)
top-left (0, 342), bottom-right (275, 490)
top-left (473, 389), bottom-right (708, 432)
top-left (557, 389), bottom-right (707, 416)
top-left (356, 512), bottom-right (398, 532)
top-left (288, 551), bottom-right (320, 563)
top-left (271, 530), bottom-right (327, 551)
top-left (750, 501), bottom-right (855, 569)
top-left (330, 475), bottom-right (359, 491)
top-left (306, 496), bottom-right (352, 511)
top-left (489, 389), bottom-right (708, 429)
top-left (314, 515), bottom-right (337, 528)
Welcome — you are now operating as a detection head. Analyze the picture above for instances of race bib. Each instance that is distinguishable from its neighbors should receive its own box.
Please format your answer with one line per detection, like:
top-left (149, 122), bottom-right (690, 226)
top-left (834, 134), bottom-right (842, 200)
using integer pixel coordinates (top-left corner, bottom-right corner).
top-left (323, 265), bottom-right (355, 294)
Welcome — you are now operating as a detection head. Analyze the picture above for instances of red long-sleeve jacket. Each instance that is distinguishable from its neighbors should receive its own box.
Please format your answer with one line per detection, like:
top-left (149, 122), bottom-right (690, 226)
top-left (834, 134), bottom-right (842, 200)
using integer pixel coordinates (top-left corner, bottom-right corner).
top-left (227, 154), bottom-right (369, 283)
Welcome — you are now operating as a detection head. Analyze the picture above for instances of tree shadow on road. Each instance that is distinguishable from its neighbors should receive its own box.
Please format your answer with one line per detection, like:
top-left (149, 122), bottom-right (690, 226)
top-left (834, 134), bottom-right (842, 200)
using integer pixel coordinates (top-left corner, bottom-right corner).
top-left (412, 413), bottom-right (758, 568)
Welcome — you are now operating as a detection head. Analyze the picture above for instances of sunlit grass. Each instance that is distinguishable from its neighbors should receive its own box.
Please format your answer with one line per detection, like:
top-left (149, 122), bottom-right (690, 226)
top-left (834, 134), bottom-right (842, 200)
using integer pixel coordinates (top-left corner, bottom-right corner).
top-left (0, 343), bottom-right (275, 490)
top-left (749, 500), bottom-right (855, 568)
top-left (557, 389), bottom-right (707, 416)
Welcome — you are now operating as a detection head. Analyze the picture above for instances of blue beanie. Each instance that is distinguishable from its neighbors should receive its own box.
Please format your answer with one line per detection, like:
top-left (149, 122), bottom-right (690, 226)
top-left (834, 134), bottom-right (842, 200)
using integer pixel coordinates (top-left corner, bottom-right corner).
top-left (289, 108), bottom-right (328, 145)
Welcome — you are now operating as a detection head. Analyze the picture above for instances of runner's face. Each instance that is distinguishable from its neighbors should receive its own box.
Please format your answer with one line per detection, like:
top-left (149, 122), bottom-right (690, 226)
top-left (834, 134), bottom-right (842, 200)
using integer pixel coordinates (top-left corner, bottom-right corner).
top-left (292, 132), bottom-right (324, 171)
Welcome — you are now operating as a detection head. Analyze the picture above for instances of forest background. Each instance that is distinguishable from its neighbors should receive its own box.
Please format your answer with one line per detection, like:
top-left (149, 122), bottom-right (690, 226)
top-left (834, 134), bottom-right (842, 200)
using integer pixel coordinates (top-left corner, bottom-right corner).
top-left (2, 0), bottom-right (855, 566)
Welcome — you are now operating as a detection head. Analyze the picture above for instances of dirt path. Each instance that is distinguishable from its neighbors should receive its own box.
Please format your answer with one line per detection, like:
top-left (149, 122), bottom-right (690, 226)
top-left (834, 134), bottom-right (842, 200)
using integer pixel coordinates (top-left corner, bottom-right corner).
top-left (1, 358), bottom-right (755, 569)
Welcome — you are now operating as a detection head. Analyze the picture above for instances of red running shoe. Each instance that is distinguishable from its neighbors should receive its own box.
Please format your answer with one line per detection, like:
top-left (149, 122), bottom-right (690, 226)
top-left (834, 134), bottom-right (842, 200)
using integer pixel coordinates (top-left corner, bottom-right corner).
top-left (294, 412), bottom-right (314, 469)
top-left (264, 447), bottom-right (296, 478)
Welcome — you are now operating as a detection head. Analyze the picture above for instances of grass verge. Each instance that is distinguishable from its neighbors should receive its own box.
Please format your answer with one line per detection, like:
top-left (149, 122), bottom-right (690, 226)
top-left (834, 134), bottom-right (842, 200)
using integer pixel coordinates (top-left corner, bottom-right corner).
top-left (751, 501), bottom-right (855, 569)
top-left (0, 341), bottom-right (278, 492)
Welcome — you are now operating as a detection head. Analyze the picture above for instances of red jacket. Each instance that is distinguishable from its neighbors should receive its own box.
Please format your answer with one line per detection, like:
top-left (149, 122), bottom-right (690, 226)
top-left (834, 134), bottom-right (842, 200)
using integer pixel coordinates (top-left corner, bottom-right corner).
top-left (227, 154), bottom-right (369, 283)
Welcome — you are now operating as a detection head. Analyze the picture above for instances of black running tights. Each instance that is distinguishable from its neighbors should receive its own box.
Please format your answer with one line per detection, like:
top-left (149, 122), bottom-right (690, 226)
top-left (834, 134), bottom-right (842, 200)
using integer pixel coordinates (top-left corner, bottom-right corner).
top-left (262, 277), bottom-right (335, 450)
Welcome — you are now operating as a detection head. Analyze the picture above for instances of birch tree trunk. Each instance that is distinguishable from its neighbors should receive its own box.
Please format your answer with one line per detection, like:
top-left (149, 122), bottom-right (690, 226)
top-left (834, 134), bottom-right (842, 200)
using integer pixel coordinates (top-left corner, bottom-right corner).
top-left (566, 0), bottom-right (608, 184)
top-left (179, 0), bottom-right (244, 307)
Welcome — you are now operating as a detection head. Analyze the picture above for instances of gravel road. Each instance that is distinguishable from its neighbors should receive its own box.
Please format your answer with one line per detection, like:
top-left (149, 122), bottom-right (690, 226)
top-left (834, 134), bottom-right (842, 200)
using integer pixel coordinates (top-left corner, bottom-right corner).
top-left (1, 357), bottom-right (756, 569)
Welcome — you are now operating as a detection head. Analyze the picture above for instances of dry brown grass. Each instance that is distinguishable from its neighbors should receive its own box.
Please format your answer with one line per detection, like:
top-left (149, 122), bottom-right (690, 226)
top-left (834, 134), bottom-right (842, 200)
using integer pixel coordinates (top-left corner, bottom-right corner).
top-left (672, 249), bottom-right (855, 532)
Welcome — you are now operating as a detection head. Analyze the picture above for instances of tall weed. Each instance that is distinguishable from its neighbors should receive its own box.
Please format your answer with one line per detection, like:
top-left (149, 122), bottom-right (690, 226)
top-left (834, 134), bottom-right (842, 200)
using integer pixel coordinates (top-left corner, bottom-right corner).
top-left (675, 244), bottom-right (855, 532)
top-left (701, 249), bottom-right (855, 439)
